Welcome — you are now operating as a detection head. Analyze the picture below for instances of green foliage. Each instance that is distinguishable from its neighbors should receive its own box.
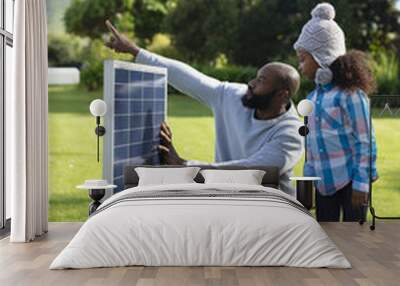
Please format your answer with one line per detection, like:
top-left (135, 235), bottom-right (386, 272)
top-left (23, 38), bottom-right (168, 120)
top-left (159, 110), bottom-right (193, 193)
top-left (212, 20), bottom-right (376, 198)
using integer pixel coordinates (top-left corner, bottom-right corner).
top-left (166, 0), bottom-right (239, 63)
top-left (80, 61), bottom-right (103, 91)
top-left (58, 0), bottom-right (400, 95)
top-left (48, 33), bottom-right (85, 67)
top-left (196, 65), bottom-right (257, 84)
top-left (80, 40), bottom-right (133, 90)
top-left (64, 0), bottom-right (126, 38)
top-left (372, 50), bottom-right (400, 95)
top-left (166, 0), bottom-right (400, 66)
top-left (64, 0), bottom-right (172, 43)
top-left (146, 33), bottom-right (183, 60)
top-left (231, 0), bottom-right (302, 66)
top-left (133, 0), bottom-right (170, 44)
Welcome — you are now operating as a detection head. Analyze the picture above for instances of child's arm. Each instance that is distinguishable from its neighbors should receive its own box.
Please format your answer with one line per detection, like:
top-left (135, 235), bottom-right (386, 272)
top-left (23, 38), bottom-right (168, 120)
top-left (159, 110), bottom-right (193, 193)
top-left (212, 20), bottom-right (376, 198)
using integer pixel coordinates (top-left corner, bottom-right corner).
top-left (343, 90), bottom-right (375, 194)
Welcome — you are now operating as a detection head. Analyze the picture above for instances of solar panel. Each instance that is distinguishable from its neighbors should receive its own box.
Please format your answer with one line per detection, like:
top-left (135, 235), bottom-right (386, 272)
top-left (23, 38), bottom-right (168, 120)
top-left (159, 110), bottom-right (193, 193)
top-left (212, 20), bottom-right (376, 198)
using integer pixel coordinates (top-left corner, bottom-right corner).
top-left (103, 60), bottom-right (167, 193)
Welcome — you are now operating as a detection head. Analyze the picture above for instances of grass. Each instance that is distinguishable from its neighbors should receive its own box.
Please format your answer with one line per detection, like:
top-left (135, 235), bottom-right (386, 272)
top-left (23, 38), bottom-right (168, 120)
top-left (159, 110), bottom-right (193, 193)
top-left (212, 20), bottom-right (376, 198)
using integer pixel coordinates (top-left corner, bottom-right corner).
top-left (49, 85), bottom-right (400, 221)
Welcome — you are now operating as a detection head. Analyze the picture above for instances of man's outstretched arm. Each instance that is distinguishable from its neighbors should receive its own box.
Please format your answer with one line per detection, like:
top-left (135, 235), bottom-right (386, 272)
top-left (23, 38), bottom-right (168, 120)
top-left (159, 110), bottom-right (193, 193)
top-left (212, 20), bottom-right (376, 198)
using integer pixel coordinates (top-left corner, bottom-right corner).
top-left (105, 20), bottom-right (224, 108)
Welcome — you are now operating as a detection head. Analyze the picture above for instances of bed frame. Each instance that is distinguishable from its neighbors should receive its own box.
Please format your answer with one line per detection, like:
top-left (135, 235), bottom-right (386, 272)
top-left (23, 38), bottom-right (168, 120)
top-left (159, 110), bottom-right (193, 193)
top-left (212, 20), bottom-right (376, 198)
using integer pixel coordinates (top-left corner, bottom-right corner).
top-left (123, 165), bottom-right (280, 190)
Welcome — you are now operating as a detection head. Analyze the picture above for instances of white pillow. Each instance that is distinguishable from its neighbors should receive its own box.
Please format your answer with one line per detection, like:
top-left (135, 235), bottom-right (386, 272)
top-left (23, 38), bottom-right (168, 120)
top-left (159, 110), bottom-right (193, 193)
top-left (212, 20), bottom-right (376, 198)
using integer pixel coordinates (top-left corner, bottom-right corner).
top-left (135, 167), bottom-right (201, 186)
top-left (200, 169), bottom-right (266, 185)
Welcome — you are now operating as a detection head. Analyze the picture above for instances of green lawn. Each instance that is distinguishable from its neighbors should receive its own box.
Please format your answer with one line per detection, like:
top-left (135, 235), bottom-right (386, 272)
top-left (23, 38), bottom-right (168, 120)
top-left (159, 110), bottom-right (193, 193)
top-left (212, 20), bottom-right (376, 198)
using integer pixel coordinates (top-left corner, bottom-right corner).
top-left (49, 85), bottom-right (400, 221)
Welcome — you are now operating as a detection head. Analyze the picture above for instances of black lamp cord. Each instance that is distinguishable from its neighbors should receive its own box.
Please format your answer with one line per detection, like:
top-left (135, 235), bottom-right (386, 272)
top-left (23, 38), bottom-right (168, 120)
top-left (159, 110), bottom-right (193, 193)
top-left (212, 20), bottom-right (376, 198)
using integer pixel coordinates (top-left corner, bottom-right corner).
top-left (96, 116), bottom-right (100, 163)
top-left (304, 116), bottom-right (308, 163)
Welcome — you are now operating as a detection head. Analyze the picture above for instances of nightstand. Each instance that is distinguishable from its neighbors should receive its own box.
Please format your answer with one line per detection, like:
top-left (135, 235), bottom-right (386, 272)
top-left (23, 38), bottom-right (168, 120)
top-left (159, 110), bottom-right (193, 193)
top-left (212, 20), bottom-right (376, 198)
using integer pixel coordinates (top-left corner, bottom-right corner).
top-left (289, 177), bottom-right (321, 210)
top-left (77, 180), bottom-right (117, 215)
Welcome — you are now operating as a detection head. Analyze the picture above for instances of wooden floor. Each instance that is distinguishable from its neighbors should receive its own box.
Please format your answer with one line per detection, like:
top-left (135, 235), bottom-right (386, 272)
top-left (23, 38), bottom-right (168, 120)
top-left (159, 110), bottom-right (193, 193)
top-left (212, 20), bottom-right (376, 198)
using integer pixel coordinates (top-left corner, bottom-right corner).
top-left (0, 222), bottom-right (399, 286)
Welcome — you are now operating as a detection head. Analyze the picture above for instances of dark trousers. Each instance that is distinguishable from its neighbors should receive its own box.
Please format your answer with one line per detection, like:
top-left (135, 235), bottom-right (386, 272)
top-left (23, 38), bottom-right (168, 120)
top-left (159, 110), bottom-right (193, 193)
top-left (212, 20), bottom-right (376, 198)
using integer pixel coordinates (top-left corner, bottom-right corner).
top-left (316, 183), bottom-right (367, 222)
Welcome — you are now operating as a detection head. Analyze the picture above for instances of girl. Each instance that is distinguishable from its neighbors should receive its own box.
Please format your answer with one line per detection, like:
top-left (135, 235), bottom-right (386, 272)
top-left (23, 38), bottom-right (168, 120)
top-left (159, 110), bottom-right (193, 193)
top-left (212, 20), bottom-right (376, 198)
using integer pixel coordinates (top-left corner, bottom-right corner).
top-left (293, 3), bottom-right (377, 222)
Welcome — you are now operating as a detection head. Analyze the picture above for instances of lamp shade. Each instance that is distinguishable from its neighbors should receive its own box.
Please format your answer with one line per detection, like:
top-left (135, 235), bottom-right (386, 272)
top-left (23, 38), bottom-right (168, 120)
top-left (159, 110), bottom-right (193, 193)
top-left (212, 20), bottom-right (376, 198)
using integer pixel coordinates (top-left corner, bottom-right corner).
top-left (90, 99), bottom-right (107, 117)
top-left (297, 99), bottom-right (314, 116)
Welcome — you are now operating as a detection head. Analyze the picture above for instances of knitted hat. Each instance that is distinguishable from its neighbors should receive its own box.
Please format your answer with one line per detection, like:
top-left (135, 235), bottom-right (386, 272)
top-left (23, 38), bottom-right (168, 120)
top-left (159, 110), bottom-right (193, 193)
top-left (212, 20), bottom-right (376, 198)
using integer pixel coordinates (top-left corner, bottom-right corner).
top-left (293, 3), bottom-right (346, 84)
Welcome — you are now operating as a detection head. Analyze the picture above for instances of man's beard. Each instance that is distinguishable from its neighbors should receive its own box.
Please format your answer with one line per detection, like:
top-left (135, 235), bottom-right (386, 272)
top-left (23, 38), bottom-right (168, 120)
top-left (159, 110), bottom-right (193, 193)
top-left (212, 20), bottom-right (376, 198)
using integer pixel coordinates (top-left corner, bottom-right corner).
top-left (241, 87), bottom-right (277, 110)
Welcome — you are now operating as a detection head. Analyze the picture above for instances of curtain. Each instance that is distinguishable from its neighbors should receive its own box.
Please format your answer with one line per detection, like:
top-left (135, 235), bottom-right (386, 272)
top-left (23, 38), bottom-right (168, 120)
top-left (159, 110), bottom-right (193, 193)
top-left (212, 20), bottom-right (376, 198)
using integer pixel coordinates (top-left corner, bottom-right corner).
top-left (8, 0), bottom-right (48, 242)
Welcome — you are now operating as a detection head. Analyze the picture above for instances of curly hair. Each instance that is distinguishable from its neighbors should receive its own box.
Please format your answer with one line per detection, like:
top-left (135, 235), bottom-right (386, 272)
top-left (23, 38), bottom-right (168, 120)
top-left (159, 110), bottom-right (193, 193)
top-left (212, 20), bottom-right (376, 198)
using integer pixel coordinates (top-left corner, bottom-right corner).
top-left (330, 50), bottom-right (376, 95)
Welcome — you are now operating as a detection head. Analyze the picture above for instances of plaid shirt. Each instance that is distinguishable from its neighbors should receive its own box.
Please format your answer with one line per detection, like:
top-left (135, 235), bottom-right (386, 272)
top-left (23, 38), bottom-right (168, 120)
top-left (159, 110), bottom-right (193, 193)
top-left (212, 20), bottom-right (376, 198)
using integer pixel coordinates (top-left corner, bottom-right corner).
top-left (304, 83), bottom-right (377, 195)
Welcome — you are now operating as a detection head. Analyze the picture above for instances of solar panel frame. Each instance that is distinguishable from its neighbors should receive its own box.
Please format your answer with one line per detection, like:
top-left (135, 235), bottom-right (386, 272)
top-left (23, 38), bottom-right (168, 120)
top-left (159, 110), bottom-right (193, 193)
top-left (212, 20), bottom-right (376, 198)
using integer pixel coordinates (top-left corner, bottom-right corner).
top-left (103, 60), bottom-right (168, 196)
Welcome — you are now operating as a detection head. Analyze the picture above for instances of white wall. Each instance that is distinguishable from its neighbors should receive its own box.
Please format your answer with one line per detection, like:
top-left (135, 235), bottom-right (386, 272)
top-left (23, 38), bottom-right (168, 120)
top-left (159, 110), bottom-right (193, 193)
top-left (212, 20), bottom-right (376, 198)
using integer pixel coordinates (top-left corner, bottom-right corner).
top-left (48, 67), bottom-right (80, 85)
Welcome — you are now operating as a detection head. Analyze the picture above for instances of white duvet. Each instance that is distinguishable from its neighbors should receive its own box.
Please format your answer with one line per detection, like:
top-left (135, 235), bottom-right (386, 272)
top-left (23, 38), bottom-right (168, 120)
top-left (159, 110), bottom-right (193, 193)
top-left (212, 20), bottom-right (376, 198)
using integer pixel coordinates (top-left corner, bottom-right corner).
top-left (50, 183), bottom-right (351, 269)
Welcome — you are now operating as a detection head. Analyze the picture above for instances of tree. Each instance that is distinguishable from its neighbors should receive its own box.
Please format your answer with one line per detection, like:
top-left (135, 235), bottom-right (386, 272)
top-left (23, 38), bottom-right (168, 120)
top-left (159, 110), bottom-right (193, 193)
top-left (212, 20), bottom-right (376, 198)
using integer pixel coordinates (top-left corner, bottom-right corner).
top-left (133, 0), bottom-right (171, 43)
top-left (166, 0), bottom-right (240, 63)
top-left (64, 0), bottom-right (126, 38)
top-left (166, 0), bottom-right (400, 66)
top-left (231, 0), bottom-right (302, 66)
top-left (64, 0), bottom-right (172, 43)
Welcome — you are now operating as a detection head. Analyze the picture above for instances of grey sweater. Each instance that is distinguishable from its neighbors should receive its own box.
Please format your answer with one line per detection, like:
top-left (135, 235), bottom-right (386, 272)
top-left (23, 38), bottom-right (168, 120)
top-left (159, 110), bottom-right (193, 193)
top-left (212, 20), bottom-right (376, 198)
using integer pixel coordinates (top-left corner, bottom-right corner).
top-left (136, 49), bottom-right (303, 196)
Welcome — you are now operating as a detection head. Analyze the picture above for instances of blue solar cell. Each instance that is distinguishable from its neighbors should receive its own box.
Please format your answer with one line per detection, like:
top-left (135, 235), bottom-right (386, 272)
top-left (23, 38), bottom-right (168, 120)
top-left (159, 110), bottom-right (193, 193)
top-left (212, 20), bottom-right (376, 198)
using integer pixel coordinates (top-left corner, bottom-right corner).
top-left (130, 71), bottom-right (142, 82)
top-left (115, 84), bottom-right (129, 99)
top-left (143, 73), bottom-right (154, 85)
top-left (155, 101), bottom-right (164, 111)
top-left (143, 100), bottom-right (154, 112)
top-left (114, 145), bottom-right (129, 162)
top-left (129, 128), bottom-right (144, 142)
top-left (129, 143), bottom-right (143, 157)
top-left (143, 87), bottom-right (154, 99)
top-left (114, 130), bottom-right (129, 146)
top-left (130, 101), bottom-right (142, 113)
top-left (113, 163), bottom-right (124, 178)
top-left (142, 142), bottom-right (153, 154)
top-left (115, 100), bottom-right (129, 114)
top-left (129, 114), bottom-right (142, 129)
top-left (155, 88), bottom-right (164, 99)
top-left (129, 86), bottom-right (142, 99)
top-left (115, 69), bottom-right (129, 83)
top-left (114, 115), bottom-right (130, 130)
top-left (143, 114), bottom-right (154, 128)
top-left (143, 127), bottom-right (154, 141)
top-left (129, 76), bottom-right (143, 99)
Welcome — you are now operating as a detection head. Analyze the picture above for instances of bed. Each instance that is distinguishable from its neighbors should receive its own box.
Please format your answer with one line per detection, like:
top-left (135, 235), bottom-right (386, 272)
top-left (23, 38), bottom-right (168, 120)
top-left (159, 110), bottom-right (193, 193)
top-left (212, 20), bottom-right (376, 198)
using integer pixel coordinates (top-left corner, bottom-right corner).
top-left (50, 165), bottom-right (351, 269)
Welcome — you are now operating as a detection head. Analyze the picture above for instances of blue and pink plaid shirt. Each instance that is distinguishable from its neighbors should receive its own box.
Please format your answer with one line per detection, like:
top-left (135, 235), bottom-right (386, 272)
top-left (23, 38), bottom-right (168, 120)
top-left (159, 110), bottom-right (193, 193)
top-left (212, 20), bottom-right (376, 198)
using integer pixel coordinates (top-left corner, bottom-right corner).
top-left (304, 83), bottom-right (377, 195)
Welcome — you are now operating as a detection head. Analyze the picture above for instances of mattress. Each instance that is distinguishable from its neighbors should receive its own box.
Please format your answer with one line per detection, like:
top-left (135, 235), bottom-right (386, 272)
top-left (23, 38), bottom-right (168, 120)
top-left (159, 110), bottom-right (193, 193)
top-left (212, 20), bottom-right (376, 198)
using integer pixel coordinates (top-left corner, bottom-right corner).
top-left (50, 183), bottom-right (351, 269)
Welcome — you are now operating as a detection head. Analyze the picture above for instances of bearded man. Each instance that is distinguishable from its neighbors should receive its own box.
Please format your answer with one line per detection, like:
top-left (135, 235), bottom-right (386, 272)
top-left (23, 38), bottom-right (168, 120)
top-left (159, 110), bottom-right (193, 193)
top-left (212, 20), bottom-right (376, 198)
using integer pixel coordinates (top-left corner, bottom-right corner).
top-left (105, 20), bottom-right (303, 196)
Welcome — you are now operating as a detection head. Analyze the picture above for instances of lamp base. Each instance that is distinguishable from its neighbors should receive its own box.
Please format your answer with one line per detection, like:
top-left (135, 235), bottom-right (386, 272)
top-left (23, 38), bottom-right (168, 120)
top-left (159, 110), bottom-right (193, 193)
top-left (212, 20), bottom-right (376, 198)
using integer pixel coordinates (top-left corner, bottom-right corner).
top-left (296, 180), bottom-right (313, 210)
top-left (298, 126), bottom-right (309, 136)
top-left (88, 189), bottom-right (105, 215)
top-left (95, 126), bottom-right (106, 136)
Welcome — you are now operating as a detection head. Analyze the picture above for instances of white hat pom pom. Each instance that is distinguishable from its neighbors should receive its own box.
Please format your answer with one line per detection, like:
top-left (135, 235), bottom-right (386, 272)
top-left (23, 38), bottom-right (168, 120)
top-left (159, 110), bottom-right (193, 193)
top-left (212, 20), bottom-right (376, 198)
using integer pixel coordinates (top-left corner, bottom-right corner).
top-left (315, 67), bottom-right (333, 85)
top-left (311, 3), bottom-right (336, 20)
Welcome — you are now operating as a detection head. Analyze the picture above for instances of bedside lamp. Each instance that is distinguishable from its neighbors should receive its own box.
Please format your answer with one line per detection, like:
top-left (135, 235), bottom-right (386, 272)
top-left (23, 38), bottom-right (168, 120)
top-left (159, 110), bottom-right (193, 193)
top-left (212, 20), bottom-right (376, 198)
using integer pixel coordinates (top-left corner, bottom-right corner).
top-left (292, 99), bottom-right (318, 210)
top-left (89, 99), bottom-right (107, 162)
top-left (297, 99), bottom-right (314, 162)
